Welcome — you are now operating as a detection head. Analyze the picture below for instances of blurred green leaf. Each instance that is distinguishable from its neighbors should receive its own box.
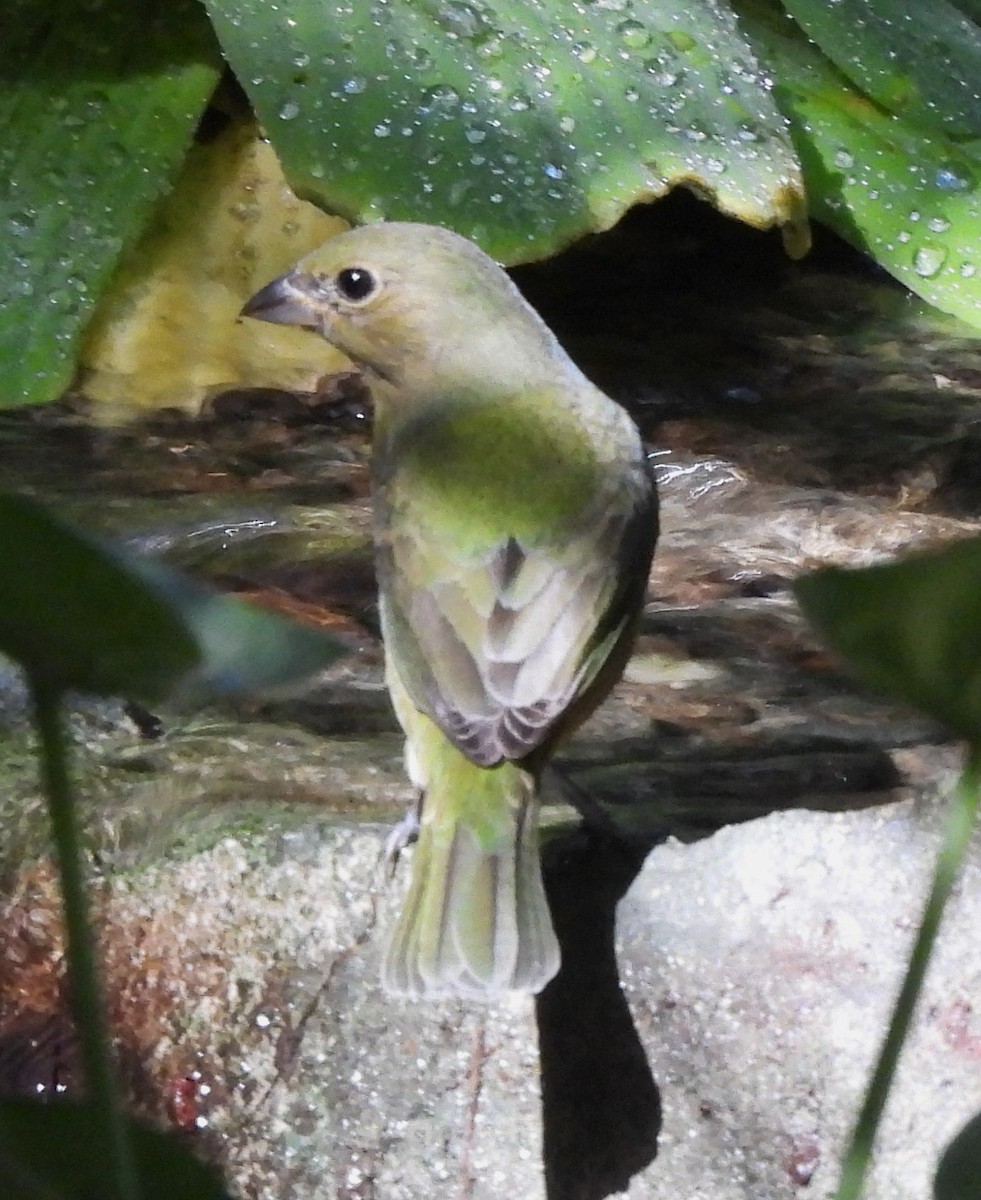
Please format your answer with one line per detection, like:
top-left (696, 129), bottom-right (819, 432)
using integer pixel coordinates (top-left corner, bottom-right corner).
top-left (0, 0), bottom-right (222, 409)
top-left (0, 492), bottom-right (348, 702)
top-left (204, 0), bottom-right (806, 262)
top-left (793, 536), bottom-right (981, 740)
top-left (936, 1109), bottom-right (981, 1200)
top-left (0, 1100), bottom-right (233, 1200)
top-left (129, 556), bottom-right (350, 699)
top-left (739, 0), bottom-right (981, 331)
top-left (0, 492), bottom-right (200, 702)
top-left (783, 0), bottom-right (981, 137)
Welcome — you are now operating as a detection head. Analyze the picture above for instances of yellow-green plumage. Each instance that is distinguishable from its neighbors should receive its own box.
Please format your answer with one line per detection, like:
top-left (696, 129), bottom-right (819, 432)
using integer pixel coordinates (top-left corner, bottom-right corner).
top-left (243, 222), bottom-right (658, 999)
top-left (380, 693), bottom-right (555, 996)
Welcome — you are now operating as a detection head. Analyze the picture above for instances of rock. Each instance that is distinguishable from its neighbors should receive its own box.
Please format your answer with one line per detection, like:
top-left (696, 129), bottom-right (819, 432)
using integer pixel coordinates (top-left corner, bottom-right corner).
top-left (617, 785), bottom-right (981, 1199)
top-left (4, 747), bottom-right (978, 1200)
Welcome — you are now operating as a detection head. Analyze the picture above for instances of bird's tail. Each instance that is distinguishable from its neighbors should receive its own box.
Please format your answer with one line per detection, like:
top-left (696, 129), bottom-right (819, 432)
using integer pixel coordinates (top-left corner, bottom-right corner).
top-left (381, 748), bottom-right (560, 999)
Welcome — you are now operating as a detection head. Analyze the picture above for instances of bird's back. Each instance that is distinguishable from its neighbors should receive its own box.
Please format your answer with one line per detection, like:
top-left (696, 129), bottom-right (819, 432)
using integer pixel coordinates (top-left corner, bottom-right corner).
top-left (374, 381), bottom-right (656, 767)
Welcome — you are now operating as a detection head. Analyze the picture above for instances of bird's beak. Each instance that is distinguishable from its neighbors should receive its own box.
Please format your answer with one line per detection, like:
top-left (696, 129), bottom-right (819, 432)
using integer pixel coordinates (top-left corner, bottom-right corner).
top-left (240, 273), bottom-right (320, 328)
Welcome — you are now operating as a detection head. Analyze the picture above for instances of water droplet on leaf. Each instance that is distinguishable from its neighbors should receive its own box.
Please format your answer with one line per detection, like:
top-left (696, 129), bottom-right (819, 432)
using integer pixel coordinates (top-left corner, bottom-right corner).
top-left (419, 84), bottom-right (460, 115)
top-left (667, 30), bottom-right (697, 53)
top-left (913, 243), bottom-right (947, 277)
top-left (935, 166), bottom-right (970, 191)
top-left (617, 19), bottom-right (651, 49)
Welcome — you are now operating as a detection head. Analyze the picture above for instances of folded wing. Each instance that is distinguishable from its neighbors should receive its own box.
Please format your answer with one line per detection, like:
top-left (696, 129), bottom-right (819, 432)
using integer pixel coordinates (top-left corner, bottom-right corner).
top-left (378, 452), bottom-right (655, 766)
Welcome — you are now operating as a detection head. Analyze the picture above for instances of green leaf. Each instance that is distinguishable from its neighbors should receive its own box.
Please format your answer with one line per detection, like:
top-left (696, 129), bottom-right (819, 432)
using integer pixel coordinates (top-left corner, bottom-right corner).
top-left (0, 492), bottom-right (200, 702)
top-left (936, 1109), bottom-right (981, 1200)
top-left (793, 536), bottom-right (981, 740)
top-left (738, 0), bottom-right (981, 331)
top-left (0, 0), bottom-right (223, 409)
top-left (0, 492), bottom-right (348, 702)
top-left (128, 557), bottom-right (349, 699)
top-left (204, 0), bottom-right (806, 262)
top-left (0, 1100), bottom-right (233, 1200)
top-left (782, 0), bottom-right (981, 138)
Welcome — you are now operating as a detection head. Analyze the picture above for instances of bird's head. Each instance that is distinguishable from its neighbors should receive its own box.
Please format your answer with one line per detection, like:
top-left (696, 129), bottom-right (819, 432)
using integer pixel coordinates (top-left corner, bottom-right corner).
top-left (241, 222), bottom-right (565, 396)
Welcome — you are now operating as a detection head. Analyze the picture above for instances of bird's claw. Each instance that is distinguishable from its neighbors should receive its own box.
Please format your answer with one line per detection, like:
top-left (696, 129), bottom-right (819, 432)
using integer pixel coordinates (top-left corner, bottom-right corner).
top-left (382, 806), bottom-right (421, 879)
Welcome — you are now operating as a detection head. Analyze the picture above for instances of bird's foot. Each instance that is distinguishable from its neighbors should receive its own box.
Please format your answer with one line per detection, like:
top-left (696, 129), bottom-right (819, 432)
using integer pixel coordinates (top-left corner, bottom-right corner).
top-left (382, 805), bottom-right (421, 879)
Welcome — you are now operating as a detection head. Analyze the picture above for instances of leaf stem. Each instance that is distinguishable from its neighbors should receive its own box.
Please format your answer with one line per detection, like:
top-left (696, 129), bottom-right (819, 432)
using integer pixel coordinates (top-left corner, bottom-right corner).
top-left (31, 674), bottom-right (141, 1200)
top-left (836, 748), bottom-right (981, 1200)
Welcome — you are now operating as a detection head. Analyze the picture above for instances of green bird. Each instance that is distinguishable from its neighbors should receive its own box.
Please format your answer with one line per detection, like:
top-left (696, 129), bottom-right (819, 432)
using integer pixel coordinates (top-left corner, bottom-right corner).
top-left (243, 222), bottom-right (658, 999)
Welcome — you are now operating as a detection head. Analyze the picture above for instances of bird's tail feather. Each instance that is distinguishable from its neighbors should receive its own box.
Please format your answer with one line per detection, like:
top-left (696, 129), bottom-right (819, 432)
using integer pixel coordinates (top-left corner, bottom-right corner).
top-left (381, 758), bottom-right (559, 999)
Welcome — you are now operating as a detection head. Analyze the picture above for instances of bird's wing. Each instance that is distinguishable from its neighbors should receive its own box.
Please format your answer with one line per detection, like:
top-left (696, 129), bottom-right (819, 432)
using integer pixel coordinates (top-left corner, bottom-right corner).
top-left (375, 393), bottom-right (656, 766)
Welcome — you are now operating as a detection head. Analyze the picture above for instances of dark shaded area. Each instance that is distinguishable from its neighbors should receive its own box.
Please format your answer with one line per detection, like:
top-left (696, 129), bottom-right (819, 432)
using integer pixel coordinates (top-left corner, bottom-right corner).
top-left (514, 194), bottom-right (981, 516)
top-left (0, 1010), bottom-right (79, 1101)
top-left (512, 191), bottom-right (893, 420)
top-left (537, 827), bottom-right (664, 1200)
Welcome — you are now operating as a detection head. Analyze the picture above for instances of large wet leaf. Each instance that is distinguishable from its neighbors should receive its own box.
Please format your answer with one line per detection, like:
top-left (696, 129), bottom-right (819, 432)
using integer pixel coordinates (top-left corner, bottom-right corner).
top-left (782, 0), bottom-right (981, 138)
top-left (739, 0), bottom-right (981, 331)
top-left (794, 536), bottom-right (981, 741)
top-left (204, 0), bottom-right (807, 262)
top-left (0, 0), bottom-right (222, 409)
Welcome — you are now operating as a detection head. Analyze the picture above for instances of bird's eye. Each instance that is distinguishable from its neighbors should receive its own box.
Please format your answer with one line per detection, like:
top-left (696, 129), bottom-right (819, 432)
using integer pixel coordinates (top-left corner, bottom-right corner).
top-left (336, 266), bottom-right (377, 302)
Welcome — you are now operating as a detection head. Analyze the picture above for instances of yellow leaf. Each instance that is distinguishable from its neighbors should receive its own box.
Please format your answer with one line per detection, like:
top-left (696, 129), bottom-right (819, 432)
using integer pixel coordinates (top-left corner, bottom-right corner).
top-left (79, 121), bottom-right (349, 418)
